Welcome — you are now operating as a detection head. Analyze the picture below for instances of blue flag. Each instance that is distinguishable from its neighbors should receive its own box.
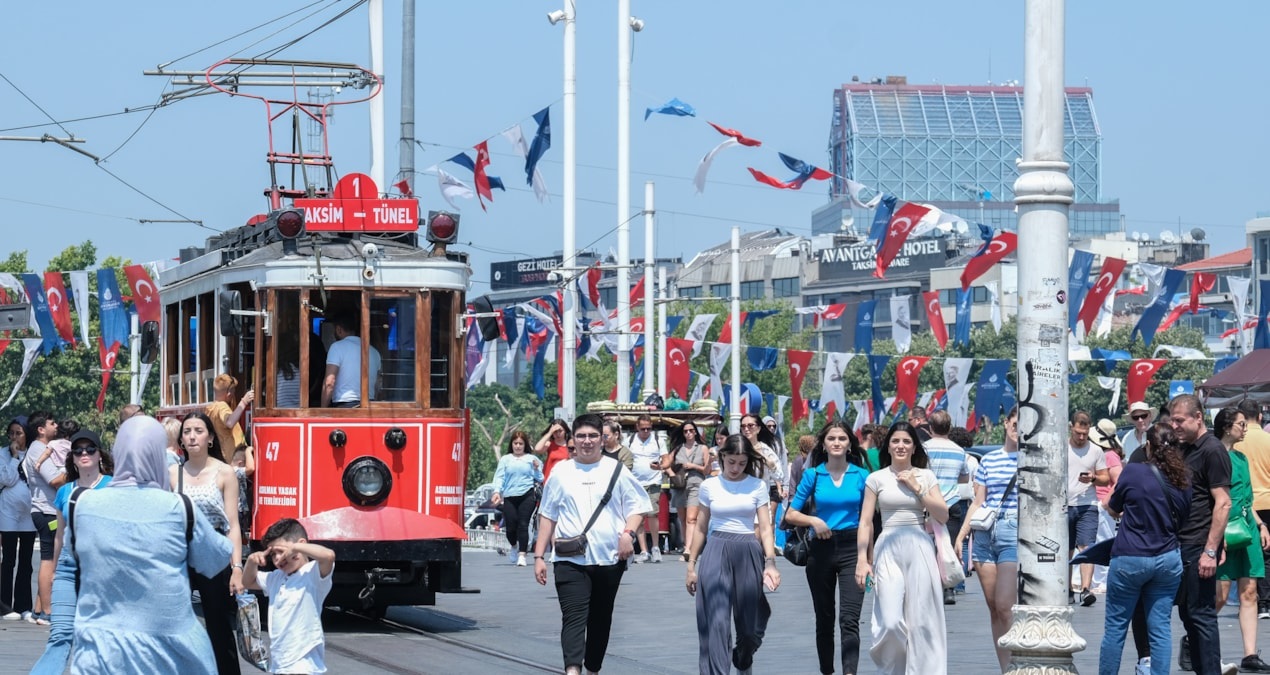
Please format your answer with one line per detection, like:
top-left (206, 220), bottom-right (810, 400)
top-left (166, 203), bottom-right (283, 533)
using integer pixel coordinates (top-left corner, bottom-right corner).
top-left (501, 307), bottom-right (519, 345)
top-left (742, 310), bottom-right (779, 332)
top-left (1067, 250), bottom-right (1095, 334)
top-left (629, 356), bottom-right (645, 403)
top-left (855, 300), bottom-right (877, 354)
top-left (868, 355), bottom-right (890, 423)
top-left (644, 97), bottom-right (696, 121)
top-left (869, 195), bottom-right (898, 242)
top-left (525, 107), bottom-right (551, 184)
top-left (1003, 380), bottom-right (1017, 413)
top-left (1090, 348), bottom-right (1132, 374)
top-left (1215, 355), bottom-right (1239, 374)
top-left (973, 359), bottom-right (1012, 427)
top-left (1258, 280), bottom-right (1270, 350)
top-left (1169, 380), bottom-right (1194, 397)
top-left (97, 268), bottom-right (130, 348)
top-left (1069, 373), bottom-right (1086, 384)
top-left (448, 153), bottom-right (506, 191)
top-left (666, 315), bottom-right (684, 336)
top-left (21, 274), bottom-right (60, 354)
top-left (746, 346), bottom-right (779, 371)
top-left (954, 288), bottom-right (973, 347)
top-left (1133, 269), bottom-right (1187, 345)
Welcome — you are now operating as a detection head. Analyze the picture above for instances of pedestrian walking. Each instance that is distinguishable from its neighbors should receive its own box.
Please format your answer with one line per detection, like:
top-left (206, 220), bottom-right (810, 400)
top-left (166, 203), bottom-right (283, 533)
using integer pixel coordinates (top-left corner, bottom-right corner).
top-left (0, 416), bottom-right (33, 621)
top-left (685, 433), bottom-right (780, 675)
top-left (783, 421), bottom-right (870, 675)
top-left (857, 422), bottom-right (948, 675)
top-left (491, 430), bottom-right (543, 567)
top-left (535, 418), bottom-right (572, 484)
top-left (668, 421), bottom-right (709, 561)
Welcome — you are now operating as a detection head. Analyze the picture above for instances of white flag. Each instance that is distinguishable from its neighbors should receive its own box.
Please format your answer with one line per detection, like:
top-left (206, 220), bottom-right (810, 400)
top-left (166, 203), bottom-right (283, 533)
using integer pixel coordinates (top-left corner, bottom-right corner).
top-left (505, 315), bottom-right (525, 367)
top-left (134, 361), bottom-right (153, 406)
top-left (852, 400), bottom-right (869, 432)
top-left (1152, 344), bottom-right (1207, 360)
top-left (432, 166), bottom-right (475, 211)
top-left (1229, 276), bottom-right (1252, 353)
top-left (917, 390), bottom-right (934, 411)
top-left (845, 178), bottom-right (882, 209)
top-left (890, 295), bottom-right (912, 354)
top-left (1138, 263), bottom-right (1167, 304)
top-left (1069, 344), bottom-right (1092, 363)
top-left (468, 340), bottom-right (492, 390)
top-left (689, 371), bottom-right (709, 403)
top-left (69, 271), bottom-right (90, 347)
top-left (683, 314), bottom-right (717, 357)
top-left (1, 339), bottom-right (42, 409)
top-left (820, 352), bottom-right (854, 418)
top-left (693, 138), bottom-right (739, 194)
top-left (1097, 376), bottom-right (1122, 416)
top-left (943, 358), bottom-right (974, 427)
top-left (776, 395), bottom-right (790, 428)
top-left (709, 343), bottom-right (732, 403)
top-left (501, 124), bottom-right (549, 203)
top-left (483, 340), bottom-right (499, 385)
top-left (1095, 287), bottom-right (1116, 338)
top-left (986, 281), bottom-right (1002, 333)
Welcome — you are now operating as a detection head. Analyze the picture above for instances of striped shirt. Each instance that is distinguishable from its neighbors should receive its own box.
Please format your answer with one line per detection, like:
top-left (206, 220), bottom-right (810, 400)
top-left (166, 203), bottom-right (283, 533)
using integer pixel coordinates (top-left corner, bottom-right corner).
top-left (924, 438), bottom-right (969, 506)
top-left (974, 448), bottom-right (1019, 515)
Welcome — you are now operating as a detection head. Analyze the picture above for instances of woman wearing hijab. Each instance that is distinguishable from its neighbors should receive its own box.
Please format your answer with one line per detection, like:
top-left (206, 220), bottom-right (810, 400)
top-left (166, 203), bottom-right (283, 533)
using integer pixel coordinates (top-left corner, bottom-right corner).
top-left (60, 416), bottom-right (233, 674)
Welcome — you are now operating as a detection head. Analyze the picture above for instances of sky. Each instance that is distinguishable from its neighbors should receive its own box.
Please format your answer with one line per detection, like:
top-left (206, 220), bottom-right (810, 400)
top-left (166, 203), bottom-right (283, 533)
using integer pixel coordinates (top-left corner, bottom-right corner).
top-left (3, 1), bottom-right (1268, 289)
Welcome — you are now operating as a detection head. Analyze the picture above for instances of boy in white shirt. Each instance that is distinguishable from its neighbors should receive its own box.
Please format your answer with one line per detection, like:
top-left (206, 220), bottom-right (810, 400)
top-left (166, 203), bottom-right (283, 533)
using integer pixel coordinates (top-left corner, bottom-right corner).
top-left (244, 518), bottom-right (336, 674)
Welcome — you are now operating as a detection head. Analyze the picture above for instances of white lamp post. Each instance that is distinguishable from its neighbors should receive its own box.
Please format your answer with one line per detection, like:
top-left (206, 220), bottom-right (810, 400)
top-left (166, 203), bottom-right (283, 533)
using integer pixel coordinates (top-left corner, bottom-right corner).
top-left (548, 3), bottom-right (578, 419)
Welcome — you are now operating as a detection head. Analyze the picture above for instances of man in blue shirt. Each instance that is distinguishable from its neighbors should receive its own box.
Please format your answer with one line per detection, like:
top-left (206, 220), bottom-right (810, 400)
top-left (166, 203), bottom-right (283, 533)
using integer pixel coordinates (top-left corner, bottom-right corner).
top-left (924, 410), bottom-right (969, 605)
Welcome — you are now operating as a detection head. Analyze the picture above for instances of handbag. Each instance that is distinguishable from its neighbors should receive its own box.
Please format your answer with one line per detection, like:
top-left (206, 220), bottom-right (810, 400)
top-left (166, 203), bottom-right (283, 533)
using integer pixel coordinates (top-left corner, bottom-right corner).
top-left (553, 462), bottom-right (624, 558)
top-left (780, 472), bottom-right (818, 567)
top-left (235, 592), bottom-right (269, 671)
top-left (969, 471), bottom-right (1017, 531)
top-left (668, 447), bottom-right (701, 490)
top-left (925, 517), bottom-right (966, 590)
top-left (1226, 505), bottom-right (1257, 550)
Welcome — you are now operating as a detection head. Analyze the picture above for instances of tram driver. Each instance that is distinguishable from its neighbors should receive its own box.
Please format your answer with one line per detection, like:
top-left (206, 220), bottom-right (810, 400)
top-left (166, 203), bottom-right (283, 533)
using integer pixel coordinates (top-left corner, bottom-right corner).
top-left (320, 313), bottom-right (382, 408)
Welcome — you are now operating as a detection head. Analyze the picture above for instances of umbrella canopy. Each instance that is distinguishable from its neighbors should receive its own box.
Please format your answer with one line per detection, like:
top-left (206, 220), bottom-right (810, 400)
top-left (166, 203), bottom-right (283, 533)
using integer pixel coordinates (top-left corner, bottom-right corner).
top-left (1197, 349), bottom-right (1270, 407)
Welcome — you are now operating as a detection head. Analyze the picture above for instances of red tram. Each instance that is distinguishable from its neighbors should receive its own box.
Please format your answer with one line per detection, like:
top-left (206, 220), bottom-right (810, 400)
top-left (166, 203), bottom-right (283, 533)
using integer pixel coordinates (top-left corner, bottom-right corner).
top-left (156, 204), bottom-right (473, 615)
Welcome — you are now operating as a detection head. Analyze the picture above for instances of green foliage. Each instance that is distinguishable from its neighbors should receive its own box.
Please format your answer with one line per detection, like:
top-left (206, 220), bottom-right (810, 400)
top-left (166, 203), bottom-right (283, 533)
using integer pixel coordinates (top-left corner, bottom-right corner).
top-left (465, 381), bottom-right (558, 489)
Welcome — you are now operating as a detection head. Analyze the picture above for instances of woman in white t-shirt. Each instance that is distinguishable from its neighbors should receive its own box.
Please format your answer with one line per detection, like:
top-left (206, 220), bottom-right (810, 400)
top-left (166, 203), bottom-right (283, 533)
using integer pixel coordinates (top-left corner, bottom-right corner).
top-left (856, 422), bottom-right (949, 675)
top-left (685, 434), bottom-right (780, 675)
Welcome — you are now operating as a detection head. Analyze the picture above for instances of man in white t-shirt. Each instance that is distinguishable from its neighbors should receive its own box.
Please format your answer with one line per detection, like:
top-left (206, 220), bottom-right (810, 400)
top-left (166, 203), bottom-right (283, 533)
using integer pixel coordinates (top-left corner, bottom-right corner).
top-left (534, 413), bottom-right (650, 675)
top-left (626, 415), bottom-right (664, 563)
top-left (1066, 411), bottom-right (1109, 607)
top-left (320, 313), bottom-right (382, 408)
top-left (1119, 400), bottom-right (1152, 459)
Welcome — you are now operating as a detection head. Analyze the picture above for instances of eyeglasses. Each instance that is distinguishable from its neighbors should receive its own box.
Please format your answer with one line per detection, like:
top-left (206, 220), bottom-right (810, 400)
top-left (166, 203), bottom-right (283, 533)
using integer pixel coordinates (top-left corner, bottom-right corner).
top-left (683, 429), bottom-right (695, 434)
top-left (72, 446), bottom-right (99, 456)
top-left (1236, 421), bottom-right (1249, 428)
top-left (740, 423), bottom-right (759, 429)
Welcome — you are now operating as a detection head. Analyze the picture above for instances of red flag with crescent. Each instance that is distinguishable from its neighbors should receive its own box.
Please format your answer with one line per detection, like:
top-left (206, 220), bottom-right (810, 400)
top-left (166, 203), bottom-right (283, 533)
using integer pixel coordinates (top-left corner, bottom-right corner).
top-left (922, 291), bottom-right (948, 351)
top-left (473, 141), bottom-right (493, 211)
top-left (43, 272), bottom-right (76, 347)
top-left (666, 338), bottom-right (693, 399)
top-left (960, 232), bottom-right (1018, 291)
top-left (629, 276), bottom-right (646, 307)
top-left (787, 349), bottom-right (813, 425)
top-left (1127, 359), bottom-right (1167, 403)
top-left (1190, 272), bottom-right (1215, 314)
top-left (716, 312), bottom-right (748, 345)
top-left (124, 265), bottom-right (161, 325)
top-left (874, 202), bottom-right (931, 279)
top-left (1076, 257), bottom-right (1126, 334)
top-left (96, 338), bottom-right (121, 412)
top-left (895, 355), bottom-right (931, 411)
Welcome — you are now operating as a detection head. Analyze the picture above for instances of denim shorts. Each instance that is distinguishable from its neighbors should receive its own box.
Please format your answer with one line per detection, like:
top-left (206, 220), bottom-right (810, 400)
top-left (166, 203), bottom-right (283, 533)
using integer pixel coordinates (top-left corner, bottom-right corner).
top-left (972, 517), bottom-right (1018, 565)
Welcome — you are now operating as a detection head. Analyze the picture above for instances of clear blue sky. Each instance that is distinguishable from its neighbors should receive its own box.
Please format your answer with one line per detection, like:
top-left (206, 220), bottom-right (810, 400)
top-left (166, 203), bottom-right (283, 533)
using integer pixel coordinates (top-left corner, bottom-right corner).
top-left (2, 1), bottom-right (1266, 286)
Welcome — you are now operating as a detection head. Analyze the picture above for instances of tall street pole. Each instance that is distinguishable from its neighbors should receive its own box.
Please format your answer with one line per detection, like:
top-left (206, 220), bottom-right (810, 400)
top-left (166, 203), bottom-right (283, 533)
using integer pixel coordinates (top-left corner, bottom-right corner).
top-left (368, 0), bottom-right (385, 195)
top-left (1001, 0), bottom-right (1084, 672)
top-left (641, 180), bottom-right (655, 398)
top-left (729, 227), bottom-right (741, 434)
top-left (615, 0), bottom-right (632, 402)
top-left (559, 1), bottom-right (579, 419)
top-left (398, 0), bottom-right (415, 197)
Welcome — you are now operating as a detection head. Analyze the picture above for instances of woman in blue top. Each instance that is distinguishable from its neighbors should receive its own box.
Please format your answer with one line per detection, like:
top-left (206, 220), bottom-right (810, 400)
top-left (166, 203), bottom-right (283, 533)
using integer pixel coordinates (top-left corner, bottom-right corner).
top-left (1099, 422), bottom-right (1191, 675)
top-left (783, 421), bottom-right (870, 675)
top-left (491, 430), bottom-right (543, 567)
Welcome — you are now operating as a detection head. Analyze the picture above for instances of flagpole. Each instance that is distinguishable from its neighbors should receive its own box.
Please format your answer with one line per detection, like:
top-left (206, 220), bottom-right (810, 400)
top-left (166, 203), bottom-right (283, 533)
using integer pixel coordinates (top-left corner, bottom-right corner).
top-left (559, 0), bottom-right (579, 419)
top-left (1003, 0), bottom-right (1083, 672)
top-left (642, 180), bottom-right (655, 398)
top-left (615, 0), bottom-right (632, 402)
top-left (398, 0), bottom-right (415, 197)
top-left (729, 227), bottom-right (741, 433)
top-left (129, 313), bottom-right (140, 405)
top-left (368, 0), bottom-right (385, 196)
top-left (657, 265), bottom-right (667, 398)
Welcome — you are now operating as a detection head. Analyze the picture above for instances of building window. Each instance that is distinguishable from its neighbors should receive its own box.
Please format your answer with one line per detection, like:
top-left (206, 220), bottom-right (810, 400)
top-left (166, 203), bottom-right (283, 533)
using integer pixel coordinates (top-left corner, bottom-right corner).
top-left (772, 277), bottom-right (800, 298)
top-left (740, 280), bottom-right (765, 301)
top-left (599, 288), bottom-right (617, 309)
top-left (709, 283), bottom-right (730, 298)
top-left (679, 286), bottom-right (702, 299)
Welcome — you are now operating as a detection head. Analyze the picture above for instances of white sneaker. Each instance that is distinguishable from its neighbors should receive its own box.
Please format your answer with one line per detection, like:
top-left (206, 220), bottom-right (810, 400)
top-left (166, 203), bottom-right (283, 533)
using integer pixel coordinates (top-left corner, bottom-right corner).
top-left (516, 552), bottom-right (527, 567)
top-left (650, 548), bottom-right (662, 563)
top-left (22, 611), bottom-right (35, 624)
top-left (631, 552), bottom-right (650, 564)
top-left (1135, 656), bottom-right (1150, 675)
top-left (1221, 662), bottom-right (1239, 675)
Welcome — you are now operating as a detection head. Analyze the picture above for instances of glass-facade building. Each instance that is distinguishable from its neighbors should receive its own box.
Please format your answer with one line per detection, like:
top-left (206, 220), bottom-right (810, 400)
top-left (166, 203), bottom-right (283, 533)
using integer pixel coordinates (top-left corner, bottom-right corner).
top-left (822, 84), bottom-right (1120, 237)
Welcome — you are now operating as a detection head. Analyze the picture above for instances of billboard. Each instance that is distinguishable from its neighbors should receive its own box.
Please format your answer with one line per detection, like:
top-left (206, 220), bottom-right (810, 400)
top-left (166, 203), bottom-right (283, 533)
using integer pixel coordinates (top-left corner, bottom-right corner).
top-left (816, 238), bottom-right (946, 281)
top-left (490, 255), bottom-right (563, 290)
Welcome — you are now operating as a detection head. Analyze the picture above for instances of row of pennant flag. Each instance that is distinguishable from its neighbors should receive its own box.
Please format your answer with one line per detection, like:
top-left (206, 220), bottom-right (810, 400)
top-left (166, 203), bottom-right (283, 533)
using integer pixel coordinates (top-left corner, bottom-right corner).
top-left (0, 265), bottom-right (161, 412)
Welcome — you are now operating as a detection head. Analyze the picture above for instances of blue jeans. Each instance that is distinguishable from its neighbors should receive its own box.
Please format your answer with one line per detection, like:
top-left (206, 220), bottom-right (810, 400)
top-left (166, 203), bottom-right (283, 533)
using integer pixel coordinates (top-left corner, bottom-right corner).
top-left (1099, 549), bottom-right (1182, 675)
top-left (30, 547), bottom-right (76, 675)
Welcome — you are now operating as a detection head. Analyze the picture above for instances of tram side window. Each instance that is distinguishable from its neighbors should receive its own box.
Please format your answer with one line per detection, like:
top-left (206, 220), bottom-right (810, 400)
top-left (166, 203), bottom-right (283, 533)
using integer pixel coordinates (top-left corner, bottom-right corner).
top-left (274, 290), bottom-right (301, 408)
top-left (430, 291), bottom-right (454, 409)
top-left (370, 296), bottom-right (415, 402)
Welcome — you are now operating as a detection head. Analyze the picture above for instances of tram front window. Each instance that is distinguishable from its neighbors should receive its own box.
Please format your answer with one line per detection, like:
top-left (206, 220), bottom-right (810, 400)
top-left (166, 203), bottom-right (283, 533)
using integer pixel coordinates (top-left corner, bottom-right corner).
top-left (275, 290), bottom-right (301, 408)
top-left (370, 296), bottom-right (415, 403)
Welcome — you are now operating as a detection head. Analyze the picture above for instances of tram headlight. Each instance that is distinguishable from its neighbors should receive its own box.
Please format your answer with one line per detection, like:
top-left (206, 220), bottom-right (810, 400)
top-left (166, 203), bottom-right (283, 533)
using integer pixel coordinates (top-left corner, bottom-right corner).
top-left (342, 456), bottom-right (392, 506)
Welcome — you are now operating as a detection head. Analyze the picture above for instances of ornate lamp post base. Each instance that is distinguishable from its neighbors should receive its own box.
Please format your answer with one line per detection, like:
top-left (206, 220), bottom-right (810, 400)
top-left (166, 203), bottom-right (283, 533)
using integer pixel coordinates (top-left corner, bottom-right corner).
top-left (1001, 605), bottom-right (1086, 674)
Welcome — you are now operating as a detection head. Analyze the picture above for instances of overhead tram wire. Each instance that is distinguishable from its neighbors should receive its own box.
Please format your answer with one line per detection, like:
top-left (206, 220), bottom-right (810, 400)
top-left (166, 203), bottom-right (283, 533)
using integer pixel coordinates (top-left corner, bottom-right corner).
top-left (156, 0), bottom-right (336, 69)
top-left (93, 164), bottom-right (218, 233)
top-left (0, 71), bottom-right (76, 139)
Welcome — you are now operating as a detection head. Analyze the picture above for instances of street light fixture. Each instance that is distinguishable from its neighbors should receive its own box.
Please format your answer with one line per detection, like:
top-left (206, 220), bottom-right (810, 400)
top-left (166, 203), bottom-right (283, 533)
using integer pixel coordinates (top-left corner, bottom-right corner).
top-left (629, 16), bottom-right (644, 32)
top-left (547, 9), bottom-right (566, 25)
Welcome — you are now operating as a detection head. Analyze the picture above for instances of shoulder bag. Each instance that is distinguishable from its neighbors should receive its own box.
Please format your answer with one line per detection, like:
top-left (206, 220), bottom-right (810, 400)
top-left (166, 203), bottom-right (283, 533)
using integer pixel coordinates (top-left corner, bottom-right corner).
top-left (969, 471), bottom-right (1017, 531)
top-left (780, 472), bottom-right (819, 567)
top-left (553, 462), bottom-right (624, 558)
top-left (925, 516), bottom-right (966, 589)
top-left (1226, 504), bottom-right (1257, 550)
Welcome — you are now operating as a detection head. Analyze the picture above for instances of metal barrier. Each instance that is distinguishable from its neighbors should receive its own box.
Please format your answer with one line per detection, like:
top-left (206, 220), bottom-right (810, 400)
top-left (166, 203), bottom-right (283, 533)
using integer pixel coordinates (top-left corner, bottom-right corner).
top-left (463, 528), bottom-right (505, 550)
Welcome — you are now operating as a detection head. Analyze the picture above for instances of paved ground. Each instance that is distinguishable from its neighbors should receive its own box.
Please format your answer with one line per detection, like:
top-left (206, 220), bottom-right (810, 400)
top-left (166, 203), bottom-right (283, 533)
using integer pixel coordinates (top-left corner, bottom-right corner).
top-left (3, 547), bottom-right (1269, 673)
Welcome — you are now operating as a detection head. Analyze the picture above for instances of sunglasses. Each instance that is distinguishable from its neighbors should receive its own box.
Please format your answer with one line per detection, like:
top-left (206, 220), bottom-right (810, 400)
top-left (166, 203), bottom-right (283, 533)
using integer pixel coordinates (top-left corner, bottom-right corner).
top-left (1131, 414), bottom-right (1149, 421)
top-left (740, 423), bottom-right (759, 429)
top-left (72, 446), bottom-right (99, 456)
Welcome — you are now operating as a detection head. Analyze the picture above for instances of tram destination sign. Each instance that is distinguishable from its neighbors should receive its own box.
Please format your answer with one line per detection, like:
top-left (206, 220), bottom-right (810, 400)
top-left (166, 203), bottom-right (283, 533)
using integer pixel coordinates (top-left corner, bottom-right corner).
top-left (490, 255), bottom-right (563, 290)
top-left (294, 173), bottom-right (418, 233)
top-left (816, 238), bottom-right (946, 280)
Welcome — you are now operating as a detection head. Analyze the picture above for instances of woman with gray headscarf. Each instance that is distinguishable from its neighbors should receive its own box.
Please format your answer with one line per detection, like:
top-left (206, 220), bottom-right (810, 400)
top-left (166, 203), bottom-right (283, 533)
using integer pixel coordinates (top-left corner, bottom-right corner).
top-left (60, 416), bottom-right (233, 674)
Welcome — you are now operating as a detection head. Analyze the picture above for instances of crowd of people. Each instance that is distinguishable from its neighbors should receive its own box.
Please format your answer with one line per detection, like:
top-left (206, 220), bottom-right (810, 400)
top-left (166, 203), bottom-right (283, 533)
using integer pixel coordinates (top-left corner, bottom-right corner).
top-left (514, 395), bottom-right (1270, 675)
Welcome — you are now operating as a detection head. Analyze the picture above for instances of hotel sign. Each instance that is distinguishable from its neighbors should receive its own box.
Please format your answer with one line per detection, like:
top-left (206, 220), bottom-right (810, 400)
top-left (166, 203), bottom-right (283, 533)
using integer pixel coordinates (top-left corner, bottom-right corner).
top-left (490, 255), bottom-right (563, 290)
top-left (817, 239), bottom-right (945, 280)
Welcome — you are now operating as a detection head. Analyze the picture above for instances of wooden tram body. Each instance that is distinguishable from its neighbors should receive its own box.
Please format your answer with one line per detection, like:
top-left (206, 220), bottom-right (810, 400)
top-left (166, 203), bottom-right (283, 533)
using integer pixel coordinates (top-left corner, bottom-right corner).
top-left (156, 221), bottom-right (473, 613)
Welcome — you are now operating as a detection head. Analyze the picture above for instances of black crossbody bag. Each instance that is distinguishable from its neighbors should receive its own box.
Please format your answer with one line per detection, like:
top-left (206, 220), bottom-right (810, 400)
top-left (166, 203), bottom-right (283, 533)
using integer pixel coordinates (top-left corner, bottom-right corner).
top-left (554, 463), bottom-right (624, 558)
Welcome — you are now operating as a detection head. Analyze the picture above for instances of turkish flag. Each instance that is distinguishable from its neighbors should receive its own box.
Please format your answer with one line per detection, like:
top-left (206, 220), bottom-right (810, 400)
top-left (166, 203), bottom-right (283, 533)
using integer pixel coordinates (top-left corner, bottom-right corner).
top-left (824, 401), bottom-right (837, 422)
top-left (43, 272), bottom-right (76, 347)
top-left (666, 338), bottom-right (693, 399)
top-left (1127, 359), bottom-right (1167, 403)
top-left (123, 265), bottom-right (161, 325)
top-left (96, 338), bottom-right (121, 412)
top-left (874, 202), bottom-right (931, 279)
top-left (820, 303), bottom-right (847, 322)
top-left (747, 168), bottom-right (799, 190)
top-left (1190, 273), bottom-right (1216, 314)
top-left (1076, 257), bottom-right (1126, 335)
top-left (393, 179), bottom-right (413, 197)
top-left (708, 121), bottom-right (762, 147)
top-left (716, 312), bottom-right (748, 345)
top-left (585, 266), bottom-right (602, 308)
top-left (922, 291), bottom-right (948, 351)
top-left (787, 349), bottom-right (813, 425)
top-left (473, 141), bottom-right (493, 211)
top-left (960, 232), bottom-right (1018, 291)
top-left (629, 276), bottom-right (646, 307)
top-left (894, 355), bottom-right (931, 411)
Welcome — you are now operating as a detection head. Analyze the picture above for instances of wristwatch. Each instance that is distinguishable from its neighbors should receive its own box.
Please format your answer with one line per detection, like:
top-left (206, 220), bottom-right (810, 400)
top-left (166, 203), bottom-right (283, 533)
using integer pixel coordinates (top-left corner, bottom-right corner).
top-left (1204, 549), bottom-right (1218, 559)
top-left (624, 529), bottom-right (637, 541)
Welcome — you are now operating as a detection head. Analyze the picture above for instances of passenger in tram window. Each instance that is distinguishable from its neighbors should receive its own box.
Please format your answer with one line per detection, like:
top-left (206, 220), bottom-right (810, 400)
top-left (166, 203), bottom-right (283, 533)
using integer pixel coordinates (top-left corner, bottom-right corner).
top-left (206, 375), bottom-right (253, 461)
top-left (321, 313), bottom-right (382, 408)
top-left (230, 445), bottom-right (254, 542)
top-left (275, 332), bottom-right (302, 409)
